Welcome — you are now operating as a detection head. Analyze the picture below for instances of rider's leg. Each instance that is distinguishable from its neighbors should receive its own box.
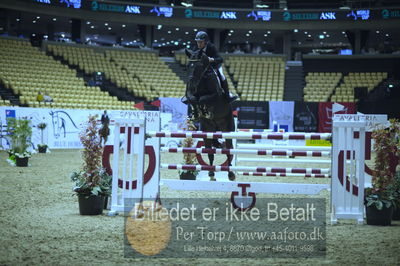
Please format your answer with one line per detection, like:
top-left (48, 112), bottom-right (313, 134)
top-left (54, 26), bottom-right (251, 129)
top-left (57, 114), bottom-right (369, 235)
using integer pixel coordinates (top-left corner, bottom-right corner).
top-left (218, 67), bottom-right (238, 103)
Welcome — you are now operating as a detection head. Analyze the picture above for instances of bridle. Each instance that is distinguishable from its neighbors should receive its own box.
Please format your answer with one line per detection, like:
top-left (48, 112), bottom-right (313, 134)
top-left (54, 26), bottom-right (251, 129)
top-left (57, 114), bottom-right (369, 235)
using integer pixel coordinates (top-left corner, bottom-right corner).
top-left (188, 57), bottom-right (212, 84)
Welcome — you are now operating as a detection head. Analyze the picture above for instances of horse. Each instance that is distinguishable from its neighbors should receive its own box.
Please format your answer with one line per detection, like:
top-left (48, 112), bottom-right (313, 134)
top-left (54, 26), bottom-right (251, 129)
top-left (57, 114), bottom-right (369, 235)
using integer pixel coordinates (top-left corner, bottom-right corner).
top-left (183, 48), bottom-right (235, 181)
top-left (99, 123), bottom-right (110, 146)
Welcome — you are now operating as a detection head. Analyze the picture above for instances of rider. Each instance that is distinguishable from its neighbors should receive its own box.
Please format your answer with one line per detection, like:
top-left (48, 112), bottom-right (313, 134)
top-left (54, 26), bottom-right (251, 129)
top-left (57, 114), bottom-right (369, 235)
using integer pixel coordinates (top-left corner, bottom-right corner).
top-left (101, 110), bottom-right (110, 125)
top-left (194, 31), bottom-right (238, 103)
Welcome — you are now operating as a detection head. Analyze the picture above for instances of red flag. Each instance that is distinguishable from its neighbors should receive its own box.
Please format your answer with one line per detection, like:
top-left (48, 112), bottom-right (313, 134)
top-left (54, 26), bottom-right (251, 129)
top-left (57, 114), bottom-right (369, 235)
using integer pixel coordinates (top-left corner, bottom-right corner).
top-left (134, 101), bottom-right (145, 110)
top-left (150, 100), bottom-right (161, 107)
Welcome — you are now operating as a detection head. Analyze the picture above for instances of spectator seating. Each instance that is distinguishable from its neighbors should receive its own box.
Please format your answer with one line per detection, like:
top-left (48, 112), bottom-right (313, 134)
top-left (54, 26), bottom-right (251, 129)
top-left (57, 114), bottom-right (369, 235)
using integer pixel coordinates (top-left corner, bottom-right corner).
top-left (106, 50), bottom-right (185, 99)
top-left (49, 43), bottom-right (185, 101)
top-left (303, 72), bottom-right (342, 102)
top-left (47, 43), bottom-right (149, 102)
top-left (303, 72), bottom-right (387, 102)
top-left (0, 96), bottom-right (12, 106)
top-left (331, 72), bottom-right (387, 102)
top-left (224, 55), bottom-right (285, 101)
top-left (0, 37), bottom-right (134, 110)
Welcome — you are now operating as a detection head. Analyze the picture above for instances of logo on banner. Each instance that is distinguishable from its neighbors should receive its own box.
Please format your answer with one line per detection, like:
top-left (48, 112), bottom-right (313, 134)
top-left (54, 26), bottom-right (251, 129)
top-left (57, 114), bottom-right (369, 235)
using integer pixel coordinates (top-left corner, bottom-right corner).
top-left (91, 0), bottom-right (98, 10)
top-left (283, 11), bottom-right (291, 21)
top-left (161, 104), bottom-right (185, 124)
top-left (125, 5), bottom-right (141, 14)
top-left (347, 10), bottom-right (370, 20)
top-left (49, 111), bottom-right (79, 139)
top-left (272, 110), bottom-right (291, 121)
top-left (295, 104), bottom-right (316, 131)
top-left (35, 0), bottom-right (51, 3)
top-left (59, 0), bottom-right (81, 8)
top-left (296, 111), bottom-right (315, 126)
top-left (247, 10), bottom-right (272, 21)
top-left (319, 12), bottom-right (336, 19)
top-left (184, 9), bottom-right (193, 18)
top-left (5, 109), bottom-right (16, 118)
top-left (381, 9), bottom-right (389, 19)
top-left (150, 6), bottom-right (173, 17)
top-left (220, 11), bottom-right (237, 19)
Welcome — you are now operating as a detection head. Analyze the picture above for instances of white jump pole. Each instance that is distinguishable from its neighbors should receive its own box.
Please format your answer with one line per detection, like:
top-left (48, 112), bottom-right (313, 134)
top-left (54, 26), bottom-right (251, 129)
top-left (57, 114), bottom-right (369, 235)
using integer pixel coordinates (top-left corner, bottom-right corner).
top-left (161, 147), bottom-right (330, 157)
top-left (161, 163), bottom-right (330, 174)
top-left (238, 172), bottom-right (329, 178)
top-left (236, 144), bottom-right (332, 151)
top-left (236, 157), bottom-right (331, 164)
top-left (161, 179), bottom-right (329, 195)
top-left (148, 131), bottom-right (331, 140)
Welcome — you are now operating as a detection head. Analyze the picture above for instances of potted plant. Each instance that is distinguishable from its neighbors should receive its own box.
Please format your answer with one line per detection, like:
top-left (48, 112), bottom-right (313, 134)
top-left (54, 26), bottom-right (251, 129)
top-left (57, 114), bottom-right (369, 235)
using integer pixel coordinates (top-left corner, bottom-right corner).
top-left (365, 119), bottom-right (399, 225)
top-left (179, 117), bottom-right (198, 180)
top-left (71, 115), bottom-right (112, 215)
top-left (37, 122), bottom-right (48, 153)
top-left (6, 117), bottom-right (33, 167)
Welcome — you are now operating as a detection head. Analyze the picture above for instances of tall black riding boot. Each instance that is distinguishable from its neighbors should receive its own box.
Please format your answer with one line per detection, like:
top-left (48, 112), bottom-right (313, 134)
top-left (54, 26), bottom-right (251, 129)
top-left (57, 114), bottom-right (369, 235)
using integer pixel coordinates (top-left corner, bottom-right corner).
top-left (221, 79), bottom-right (238, 103)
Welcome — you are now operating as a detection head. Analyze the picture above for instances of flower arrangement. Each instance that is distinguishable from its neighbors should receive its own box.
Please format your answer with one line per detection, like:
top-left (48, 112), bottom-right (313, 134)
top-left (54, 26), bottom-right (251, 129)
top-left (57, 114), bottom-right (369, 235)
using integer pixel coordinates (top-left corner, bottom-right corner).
top-left (37, 122), bottom-right (47, 130)
top-left (6, 117), bottom-right (32, 158)
top-left (179, 117), bottom-right (199, 180)
top-left (37, 121), bottom-right (48, 151)
top-left (71, 115), bottom-right (111, 196)
top-left (365, 119), bottom-right (400, 210)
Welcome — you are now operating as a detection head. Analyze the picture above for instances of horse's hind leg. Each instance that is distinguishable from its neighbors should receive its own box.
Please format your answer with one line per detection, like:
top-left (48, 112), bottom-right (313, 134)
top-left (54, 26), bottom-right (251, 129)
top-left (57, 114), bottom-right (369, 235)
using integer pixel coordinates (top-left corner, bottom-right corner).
top-left (225, 139), bottom-right (236, 181)
top-left (204, 139), bottom-right (216, 181)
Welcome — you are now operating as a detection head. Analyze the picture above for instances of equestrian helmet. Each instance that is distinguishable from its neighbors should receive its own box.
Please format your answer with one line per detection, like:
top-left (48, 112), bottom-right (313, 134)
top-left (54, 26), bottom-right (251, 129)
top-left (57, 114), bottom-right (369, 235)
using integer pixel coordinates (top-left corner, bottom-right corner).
top-left (195, 31), bottom-right (208, 41)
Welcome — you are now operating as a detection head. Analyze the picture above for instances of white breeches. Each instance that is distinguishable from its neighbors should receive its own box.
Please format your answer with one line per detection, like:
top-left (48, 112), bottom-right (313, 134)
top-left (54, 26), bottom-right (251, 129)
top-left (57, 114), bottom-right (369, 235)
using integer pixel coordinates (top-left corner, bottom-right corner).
top-left (218, 66), bottom-right (226, 81)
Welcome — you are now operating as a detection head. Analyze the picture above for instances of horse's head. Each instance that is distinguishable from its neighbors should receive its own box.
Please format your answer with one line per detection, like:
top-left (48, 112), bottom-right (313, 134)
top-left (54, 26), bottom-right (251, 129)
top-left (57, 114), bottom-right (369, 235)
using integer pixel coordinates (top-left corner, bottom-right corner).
top-left (185, 49), bottom-right (210, 88)
top-left (49, 111), bottom-right (60, 138)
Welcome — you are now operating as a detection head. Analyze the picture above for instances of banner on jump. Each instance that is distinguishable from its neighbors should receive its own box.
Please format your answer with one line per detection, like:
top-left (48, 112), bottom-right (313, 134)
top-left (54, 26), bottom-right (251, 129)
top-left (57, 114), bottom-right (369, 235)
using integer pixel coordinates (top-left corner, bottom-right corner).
top-left (0, 107), bottom-right (175, 150)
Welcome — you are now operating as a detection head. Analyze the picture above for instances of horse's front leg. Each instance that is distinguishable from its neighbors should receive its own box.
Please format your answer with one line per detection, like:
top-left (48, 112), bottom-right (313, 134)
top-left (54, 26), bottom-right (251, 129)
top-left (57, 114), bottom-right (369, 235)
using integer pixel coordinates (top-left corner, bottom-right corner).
top-left (225, 139), bottom-right (235, 181)
top-left (204, 139), bottom-right (216, 181)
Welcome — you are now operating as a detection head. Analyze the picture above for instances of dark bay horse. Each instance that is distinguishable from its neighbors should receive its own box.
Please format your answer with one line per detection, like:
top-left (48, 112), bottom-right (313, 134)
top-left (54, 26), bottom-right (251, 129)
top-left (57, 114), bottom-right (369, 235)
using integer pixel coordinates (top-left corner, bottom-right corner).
top-left (99, 123), bottom-right (110, 146)
top-left (184, 49), bottom-right (235, 181)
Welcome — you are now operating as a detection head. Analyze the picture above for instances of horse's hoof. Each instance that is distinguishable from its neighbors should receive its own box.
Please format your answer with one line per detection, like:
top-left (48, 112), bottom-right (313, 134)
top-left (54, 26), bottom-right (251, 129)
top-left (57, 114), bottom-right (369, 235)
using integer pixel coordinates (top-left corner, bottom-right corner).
top-left (209, 171), bottom-right (216, 181)
top-left (228, 171), bottom-right (236, 181)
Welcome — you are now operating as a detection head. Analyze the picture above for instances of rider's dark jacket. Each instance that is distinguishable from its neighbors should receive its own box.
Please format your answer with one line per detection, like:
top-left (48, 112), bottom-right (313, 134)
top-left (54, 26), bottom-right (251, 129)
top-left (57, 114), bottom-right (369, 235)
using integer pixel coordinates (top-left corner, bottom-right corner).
top-left (193, 42), bottom-right (223, 70)
top-left (101, 114), bottom-right (110, 125)
top-left (186, 42), bottom-right (224, 105)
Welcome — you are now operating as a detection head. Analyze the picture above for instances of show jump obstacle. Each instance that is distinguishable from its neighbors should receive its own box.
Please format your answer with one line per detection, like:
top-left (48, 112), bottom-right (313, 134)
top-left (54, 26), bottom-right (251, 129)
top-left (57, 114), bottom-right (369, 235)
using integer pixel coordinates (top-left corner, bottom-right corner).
top-left (102, 113), bottom-right (384, 224)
